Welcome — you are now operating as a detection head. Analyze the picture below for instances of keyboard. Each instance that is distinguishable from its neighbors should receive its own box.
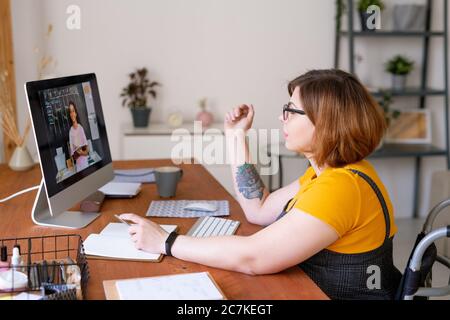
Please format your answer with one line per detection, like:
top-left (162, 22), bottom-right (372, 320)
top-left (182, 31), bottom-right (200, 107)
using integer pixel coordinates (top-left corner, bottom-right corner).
top-left (187, 216), bottom-right (240, 237)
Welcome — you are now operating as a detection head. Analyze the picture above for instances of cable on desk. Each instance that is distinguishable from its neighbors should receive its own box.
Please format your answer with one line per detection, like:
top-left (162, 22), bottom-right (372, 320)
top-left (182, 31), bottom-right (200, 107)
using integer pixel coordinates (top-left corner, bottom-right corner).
top-left (0, 185), bottom-right (40, 203)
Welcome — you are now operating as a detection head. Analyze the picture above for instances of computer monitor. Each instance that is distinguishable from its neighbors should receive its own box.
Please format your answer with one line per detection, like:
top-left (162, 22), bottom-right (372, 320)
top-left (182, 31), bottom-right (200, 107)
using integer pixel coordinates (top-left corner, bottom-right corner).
top-left (25, 73), bottom-right (113, 229)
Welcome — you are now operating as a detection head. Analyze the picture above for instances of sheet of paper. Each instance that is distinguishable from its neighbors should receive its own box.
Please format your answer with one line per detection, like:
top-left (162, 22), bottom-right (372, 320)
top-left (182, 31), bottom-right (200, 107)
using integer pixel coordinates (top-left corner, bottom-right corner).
top-left (13, 292), bottom-right (42, 300)
top-left (115, 272), bottom-right (224, 300)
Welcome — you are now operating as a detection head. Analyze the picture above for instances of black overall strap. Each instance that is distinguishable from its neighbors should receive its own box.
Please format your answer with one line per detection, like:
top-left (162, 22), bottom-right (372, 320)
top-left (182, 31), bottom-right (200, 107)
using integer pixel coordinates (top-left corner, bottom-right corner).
top-left (282, 198), bottom-right (297, 212)
top-left (349, 169), bottom-right (391, 242)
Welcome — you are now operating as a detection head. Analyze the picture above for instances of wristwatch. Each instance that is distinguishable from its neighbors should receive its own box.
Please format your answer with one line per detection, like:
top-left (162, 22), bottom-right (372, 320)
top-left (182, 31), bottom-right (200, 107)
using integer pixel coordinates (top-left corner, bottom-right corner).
top-left (165, 231), bottom-right (179, 256)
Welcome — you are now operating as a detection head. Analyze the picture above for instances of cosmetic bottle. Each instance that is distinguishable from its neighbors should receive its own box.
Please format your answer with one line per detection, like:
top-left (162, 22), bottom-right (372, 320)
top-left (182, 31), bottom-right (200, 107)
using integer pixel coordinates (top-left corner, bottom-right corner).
top-left (0, 246), bottom-right (9, 271)
top-left (11, 247), bottom-right (24, 273)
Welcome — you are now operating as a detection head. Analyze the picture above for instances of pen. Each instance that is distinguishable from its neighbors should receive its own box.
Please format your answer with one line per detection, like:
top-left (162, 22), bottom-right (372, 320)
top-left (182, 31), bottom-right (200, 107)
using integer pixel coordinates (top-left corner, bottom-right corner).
top-left (114, 214), bottom-right (132, 226)
top-left (29, 263), bottom-right (37, 289)
top-left (27, 239), bottom-right (31, 287)
top-left (59, 263), bottom-right (66, 284)
top-left (36, 263), bottom-right (41, 287)
top-left (42, 260), bottom-right (48, 283)
top-left (50, 261), bottom-right (56, 283)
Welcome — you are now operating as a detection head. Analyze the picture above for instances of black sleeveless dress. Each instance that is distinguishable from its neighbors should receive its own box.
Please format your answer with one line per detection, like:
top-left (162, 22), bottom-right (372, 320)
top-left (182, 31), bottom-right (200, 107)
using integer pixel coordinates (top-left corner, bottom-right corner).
top-left (276, 169), bottom-right (402, 300)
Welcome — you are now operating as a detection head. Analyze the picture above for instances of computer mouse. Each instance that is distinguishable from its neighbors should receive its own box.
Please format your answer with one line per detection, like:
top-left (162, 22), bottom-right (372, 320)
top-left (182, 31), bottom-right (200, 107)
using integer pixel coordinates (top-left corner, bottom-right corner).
top-left (183, 202), bottom-right (218, 212)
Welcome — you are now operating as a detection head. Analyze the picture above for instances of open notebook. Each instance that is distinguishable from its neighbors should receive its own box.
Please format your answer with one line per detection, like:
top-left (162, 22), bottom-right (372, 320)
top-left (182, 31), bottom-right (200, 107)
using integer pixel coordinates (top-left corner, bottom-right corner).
top-left (83, 222), bottom-right (177, 262)
top-left (103, 272), bottom-right (226, 300)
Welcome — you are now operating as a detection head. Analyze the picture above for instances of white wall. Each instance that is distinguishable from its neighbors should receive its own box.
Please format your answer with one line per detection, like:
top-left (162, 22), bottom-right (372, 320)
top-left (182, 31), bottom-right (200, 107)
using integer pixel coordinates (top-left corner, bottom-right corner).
top-left (7, 0), bottom-right (450, 218)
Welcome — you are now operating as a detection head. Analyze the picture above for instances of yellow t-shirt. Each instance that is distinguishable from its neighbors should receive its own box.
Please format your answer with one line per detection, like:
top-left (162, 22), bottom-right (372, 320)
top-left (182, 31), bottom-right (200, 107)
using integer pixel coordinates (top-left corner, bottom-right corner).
top-left (285, 160), bottom-right (397, 254)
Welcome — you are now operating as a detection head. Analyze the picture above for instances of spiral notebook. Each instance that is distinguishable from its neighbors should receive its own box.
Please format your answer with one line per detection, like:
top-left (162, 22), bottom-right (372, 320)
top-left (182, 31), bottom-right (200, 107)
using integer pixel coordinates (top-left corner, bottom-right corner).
top-left (84, 223), bottom-right (177, 262)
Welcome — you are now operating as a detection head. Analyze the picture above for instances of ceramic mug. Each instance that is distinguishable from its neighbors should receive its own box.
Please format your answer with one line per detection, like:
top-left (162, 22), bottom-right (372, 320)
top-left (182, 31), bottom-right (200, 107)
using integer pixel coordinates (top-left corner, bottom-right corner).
top-left (154, 166), bottom-right (183, 198)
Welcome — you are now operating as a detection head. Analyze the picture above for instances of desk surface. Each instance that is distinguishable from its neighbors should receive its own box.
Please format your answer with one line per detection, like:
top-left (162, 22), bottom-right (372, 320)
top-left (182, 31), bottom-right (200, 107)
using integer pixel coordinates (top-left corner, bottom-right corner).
top-left (0, 159), bottom-right (327, 300)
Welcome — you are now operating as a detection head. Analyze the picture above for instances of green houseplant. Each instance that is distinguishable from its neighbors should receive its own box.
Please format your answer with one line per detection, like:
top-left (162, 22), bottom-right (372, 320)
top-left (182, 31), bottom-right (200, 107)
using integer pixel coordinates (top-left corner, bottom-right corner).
top-left (378, 91), bottom-right (401, 127)
top-left (357, 0), bottom-right (385, 31)
top-left (377, 91), bottom-right (401, 149)
top-left (385, 55), bottom-right (414, 91)
top-left (336, 0), bottom-right (346, 34)
top-left (120, 68), bottom-right (161, 128)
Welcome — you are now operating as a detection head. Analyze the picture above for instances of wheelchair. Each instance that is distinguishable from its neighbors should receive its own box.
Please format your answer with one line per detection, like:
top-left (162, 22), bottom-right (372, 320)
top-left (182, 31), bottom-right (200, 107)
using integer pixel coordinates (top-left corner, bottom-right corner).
top-left (396, 199), bottom-right (450, 300)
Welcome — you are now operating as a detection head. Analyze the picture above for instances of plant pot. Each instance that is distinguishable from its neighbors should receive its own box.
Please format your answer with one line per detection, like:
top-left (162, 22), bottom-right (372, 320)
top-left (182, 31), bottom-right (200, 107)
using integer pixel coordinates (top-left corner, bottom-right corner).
top-left (392, 74), bottom-right (407, 91)
top-left (359, 10), bottom-right (377, 32)
top-left (131, 107), bottom-right (151, 128)
top-left (393, 5), bottom-right (426, 31)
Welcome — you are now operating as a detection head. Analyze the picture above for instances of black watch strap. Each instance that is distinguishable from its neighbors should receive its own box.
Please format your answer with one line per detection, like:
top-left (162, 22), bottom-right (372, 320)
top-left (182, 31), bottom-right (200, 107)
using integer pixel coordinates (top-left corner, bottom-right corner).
top-left (165, 231), bottom-right (179, 256)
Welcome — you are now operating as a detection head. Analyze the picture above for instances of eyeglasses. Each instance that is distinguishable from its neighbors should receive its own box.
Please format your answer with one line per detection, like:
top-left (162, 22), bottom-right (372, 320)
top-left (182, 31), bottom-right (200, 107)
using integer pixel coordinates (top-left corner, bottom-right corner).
top-left (283, 102), bottom-right (306, 121)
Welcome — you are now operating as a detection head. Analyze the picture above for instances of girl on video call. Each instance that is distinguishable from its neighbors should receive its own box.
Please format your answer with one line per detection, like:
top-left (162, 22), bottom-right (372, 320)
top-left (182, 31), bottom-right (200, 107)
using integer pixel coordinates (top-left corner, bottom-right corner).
top-left (69, 101), bottom-right (89, 172)
top-left (120, 69), bottom-right (402, 300)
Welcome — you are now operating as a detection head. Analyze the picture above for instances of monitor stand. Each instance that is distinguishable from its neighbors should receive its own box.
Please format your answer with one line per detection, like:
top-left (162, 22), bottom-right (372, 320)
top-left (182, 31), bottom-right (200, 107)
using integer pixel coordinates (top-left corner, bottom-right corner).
top-left (32, 180), bottom-right (100, 229)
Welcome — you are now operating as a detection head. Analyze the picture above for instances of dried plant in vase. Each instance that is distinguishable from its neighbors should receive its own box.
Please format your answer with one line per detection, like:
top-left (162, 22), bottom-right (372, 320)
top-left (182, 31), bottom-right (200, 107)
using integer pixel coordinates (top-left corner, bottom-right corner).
top-left (0, 70), bottom-right (34, 170)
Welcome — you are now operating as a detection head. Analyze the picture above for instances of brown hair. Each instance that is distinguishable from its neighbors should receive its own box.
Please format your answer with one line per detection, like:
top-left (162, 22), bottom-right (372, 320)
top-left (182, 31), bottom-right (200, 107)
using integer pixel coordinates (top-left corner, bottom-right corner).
top-left (68, 101), bottom-right (80, 125)
top-left (288, 69), bottom-right (386, 168)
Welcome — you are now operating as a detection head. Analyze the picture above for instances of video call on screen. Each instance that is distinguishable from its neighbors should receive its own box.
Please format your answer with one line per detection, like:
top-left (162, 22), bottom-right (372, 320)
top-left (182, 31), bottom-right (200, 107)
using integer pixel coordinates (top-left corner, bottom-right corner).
top-left (38, 82), bottom-right (105, 184)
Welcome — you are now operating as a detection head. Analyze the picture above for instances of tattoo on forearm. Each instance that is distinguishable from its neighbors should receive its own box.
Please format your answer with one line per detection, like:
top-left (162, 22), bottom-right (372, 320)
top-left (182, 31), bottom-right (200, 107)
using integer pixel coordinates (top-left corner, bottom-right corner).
top-left (236, 163), bottom-right (265, 200)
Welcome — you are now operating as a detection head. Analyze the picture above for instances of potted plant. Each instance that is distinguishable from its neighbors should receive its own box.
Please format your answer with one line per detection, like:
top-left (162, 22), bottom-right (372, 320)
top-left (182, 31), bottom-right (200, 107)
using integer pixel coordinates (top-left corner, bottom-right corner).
top-left (378, 91), bottom-right (401, 127)
top-left (335, 0), bottom-right (346, 34)
top-left (385, 55), bottom-right (414, 91)
top-left (377, 91), bottom-right (401, 148)
top-left (357, 0), bottom-right (385, 31)
top-left (120, 68), bottom-right (161, 128)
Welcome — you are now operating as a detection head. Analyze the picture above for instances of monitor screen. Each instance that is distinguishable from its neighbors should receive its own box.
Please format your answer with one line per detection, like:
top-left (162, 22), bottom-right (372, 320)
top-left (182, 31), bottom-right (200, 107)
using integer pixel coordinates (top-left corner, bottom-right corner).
top-left (26, 74), bottom-right (112, 198)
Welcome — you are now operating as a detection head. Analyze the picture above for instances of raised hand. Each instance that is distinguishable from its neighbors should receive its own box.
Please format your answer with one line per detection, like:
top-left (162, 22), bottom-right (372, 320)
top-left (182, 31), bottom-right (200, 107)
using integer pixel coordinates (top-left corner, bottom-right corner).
top-left (224, 104), bottom-right (255, 133)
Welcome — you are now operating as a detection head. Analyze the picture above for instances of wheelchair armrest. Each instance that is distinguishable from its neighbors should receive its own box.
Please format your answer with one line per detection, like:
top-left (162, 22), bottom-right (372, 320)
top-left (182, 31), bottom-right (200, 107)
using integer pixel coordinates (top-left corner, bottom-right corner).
top-left (409, 226), bottom-right (450, 272)
top-left (423, 199), bottom-right (450, 234)
top-left (414, 285), bottom-right (450, 298)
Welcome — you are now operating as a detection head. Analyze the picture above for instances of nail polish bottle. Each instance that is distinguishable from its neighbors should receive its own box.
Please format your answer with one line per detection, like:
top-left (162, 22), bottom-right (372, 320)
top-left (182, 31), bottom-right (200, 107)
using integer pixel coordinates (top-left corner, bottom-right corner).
top-left (0, 246), bottom-right (9, 271)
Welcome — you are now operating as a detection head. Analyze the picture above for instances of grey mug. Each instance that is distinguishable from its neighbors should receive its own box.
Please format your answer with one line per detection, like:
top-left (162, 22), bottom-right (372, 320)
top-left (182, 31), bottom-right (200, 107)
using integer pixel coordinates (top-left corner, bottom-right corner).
top-left (154, 166), bottom-right (183, 198)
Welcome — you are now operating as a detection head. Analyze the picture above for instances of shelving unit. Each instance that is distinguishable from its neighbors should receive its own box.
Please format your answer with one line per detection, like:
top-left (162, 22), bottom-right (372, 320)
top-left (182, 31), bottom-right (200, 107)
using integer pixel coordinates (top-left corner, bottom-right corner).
top-left (335, 0), bottom-right (450, 218)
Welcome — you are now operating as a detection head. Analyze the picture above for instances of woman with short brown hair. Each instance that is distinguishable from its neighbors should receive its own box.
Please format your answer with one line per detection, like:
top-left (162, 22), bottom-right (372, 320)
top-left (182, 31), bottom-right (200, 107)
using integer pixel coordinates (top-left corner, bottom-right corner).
top-left (121, 69), bottom-right (402, 300)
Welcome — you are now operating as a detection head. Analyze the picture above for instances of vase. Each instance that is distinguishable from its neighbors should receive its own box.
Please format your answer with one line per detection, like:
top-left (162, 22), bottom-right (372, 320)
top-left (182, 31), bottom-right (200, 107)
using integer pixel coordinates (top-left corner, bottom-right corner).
top-left (196, 111), bottom-right (214, 128)
top-left (131, 107), bottom-right (151, 128)
top-left (359, 11), bottom-right (377, 32)
top-left (8, 145), bottom-right (35, 171)
top-left (393, 5), bottom-right (426, 31)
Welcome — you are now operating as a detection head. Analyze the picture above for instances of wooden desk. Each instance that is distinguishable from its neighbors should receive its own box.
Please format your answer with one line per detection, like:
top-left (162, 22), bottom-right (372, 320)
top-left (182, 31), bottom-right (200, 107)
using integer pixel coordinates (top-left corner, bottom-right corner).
top-left (0, 159), bottom-right (327, 300)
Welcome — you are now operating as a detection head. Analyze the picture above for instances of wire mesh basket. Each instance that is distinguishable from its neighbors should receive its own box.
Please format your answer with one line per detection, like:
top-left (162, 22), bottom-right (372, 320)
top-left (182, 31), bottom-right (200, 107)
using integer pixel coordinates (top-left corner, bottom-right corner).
top-left (0, 234), bottom-right (89, 300)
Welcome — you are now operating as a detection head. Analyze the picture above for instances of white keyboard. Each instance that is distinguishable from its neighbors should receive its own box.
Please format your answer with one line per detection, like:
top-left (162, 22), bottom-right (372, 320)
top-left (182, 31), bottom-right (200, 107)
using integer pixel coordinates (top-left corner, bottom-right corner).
top-left (187, 216), bottom-right (240, 237)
